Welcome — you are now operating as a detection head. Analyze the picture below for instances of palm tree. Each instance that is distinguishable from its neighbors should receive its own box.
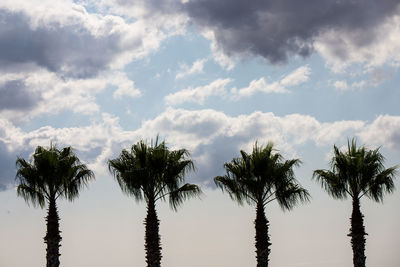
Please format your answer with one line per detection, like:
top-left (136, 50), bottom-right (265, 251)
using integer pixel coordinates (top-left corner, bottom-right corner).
top-left (15, 144), bottom-right (94, 267)
top-left (214, 142), bottom-right (310, 267)
top-left (108, 138), bottom-right (202, 267)
top-left (313, 139), bottom-right (398, 267)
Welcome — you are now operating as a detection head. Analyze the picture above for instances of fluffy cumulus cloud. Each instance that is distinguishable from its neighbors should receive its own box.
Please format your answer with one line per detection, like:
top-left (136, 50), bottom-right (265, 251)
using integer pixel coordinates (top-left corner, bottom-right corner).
top-left (0, 0), bottom-right (181, 121)
top-left (315, 13), bottom-right (400, 71)
top-left (1, 108), bottom-right (399, 190)
top-left (183, 0), bottom-right (400, 68)
top-left (0, 69), bottom-right (139, 122)
top-left (0, 1), bottom-right (158, 78)
top-left (359, 115), bottom-right (400, 150)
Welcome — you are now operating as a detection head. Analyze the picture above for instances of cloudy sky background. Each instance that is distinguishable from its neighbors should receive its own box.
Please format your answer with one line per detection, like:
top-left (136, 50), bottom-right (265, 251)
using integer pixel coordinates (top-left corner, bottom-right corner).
top-left (0, 0), bottom-right (399, 266)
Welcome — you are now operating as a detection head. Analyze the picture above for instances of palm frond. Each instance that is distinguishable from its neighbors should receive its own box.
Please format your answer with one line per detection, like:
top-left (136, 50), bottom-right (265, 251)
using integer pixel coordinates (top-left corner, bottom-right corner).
top-left (16, 184), bottom-right (46, 208)
top-left (313, 169), bottom-right (347, 199)
top-left (169, 183), bottom-right (202, 211)
top-left (214, 175), bottom-right (246, 205)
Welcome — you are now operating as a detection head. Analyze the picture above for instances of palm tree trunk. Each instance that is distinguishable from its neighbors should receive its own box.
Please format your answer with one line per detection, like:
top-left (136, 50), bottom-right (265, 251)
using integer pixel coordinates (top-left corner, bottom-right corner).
top-left (348, 197), bottom-right (366, 267)
top-left (44, 197), bottom-right (61, 267)
top-left (144, 197), bottom-right (162, 267)
top-left (254, 202), bottom-right (271, 267)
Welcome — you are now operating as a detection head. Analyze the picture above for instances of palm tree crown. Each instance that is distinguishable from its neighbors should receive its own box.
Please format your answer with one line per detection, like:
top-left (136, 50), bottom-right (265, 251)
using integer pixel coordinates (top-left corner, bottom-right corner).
top-left (215, 142), bottom-right (309, 209)
top-left (214, 142), bottom-right (309, 267)
top-left (16, 145), bottom-right (94, 206)
top-left (313, 139), bottom-right (397, 202)
top-left (108, 138), bottom-right (201, 267)
top-left (108, 138), bottom-right (201, 210)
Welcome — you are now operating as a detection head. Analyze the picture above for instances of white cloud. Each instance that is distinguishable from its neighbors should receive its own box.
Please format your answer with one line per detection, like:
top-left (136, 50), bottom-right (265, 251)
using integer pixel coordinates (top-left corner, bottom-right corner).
top-left (0, 0), bottom-right (178, 121)
top-left (333, 80), bottom-right (366, 92)
top-left (0, 0), bottom-right (166, 77)
top-left (315, 13), bottom-right (400, 72)
top-left (233, 78), bottom-right (289, 99)
top-left (167, 65), bottom-right (311, 105)
top-left (1, 108), bottom-right (400, 187)
top-left (176, 58), bottom-right (207, 79)
top-left (333, 80), bottom-right (349, 91)
top-left (112, 73), bottom-right (141, 99)
top-left (280, 66), bottom-right (311, 87)
top-left (234, 65), bottom-right (311, 99)
top-left (368, 68), bottom-right (394, 86)
top-left (202, 30), bottom-right (236, 70)
top-left (358, 115), bottom-right (400, 150)
top-left (234, 79), bottom-right (288, 98)
top-left (165, 78), bottom-right (232, 105)
top-left (0, 69), bottom-right (140, 122)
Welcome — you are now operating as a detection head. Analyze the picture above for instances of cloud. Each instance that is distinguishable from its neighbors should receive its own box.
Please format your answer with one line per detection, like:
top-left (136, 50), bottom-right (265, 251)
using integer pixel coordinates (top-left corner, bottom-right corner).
top-left (167, 66), bottom-right (311, 105)
top-left (137, 108), bottom-right (367, 183)
top-left (1, 108), bottom-right (399, 189)
top-left (0, 69), bottom-right (140, 122)
top-left (112, 73), bottom-right (141, 99)
top-left (333, 80), bottom-right (365, 92)
top-left (181, 0), bottom-right (400, 67)
top-left (233, 78), bottom-right (288, 98)
top-left (333, 81), bottom-right (349, 91)
top-left (176, 58), bottom-right (207, 79)
top-left (0, 3), bottom-right (158, 78)
top-left (201, 30), bottom-right (236, 70)
top-left (368, 68), bottom-right (395, 86)
top-left (358, 115), bottom-right (400, 150)
top-left (234, 65), bottom-right (310, 99)
top-left (0, 80), bottom-right (41, 111)
top-left (165, 78), bottom-right (232, 105)
top-left (315, 10), bottom-right (400, 71)
top-left (40, 0), bottom-right (400, 72)
top-left (0, 140), bottom-right (19, 190)
top-left (280, 66), bottom-right (311, 87)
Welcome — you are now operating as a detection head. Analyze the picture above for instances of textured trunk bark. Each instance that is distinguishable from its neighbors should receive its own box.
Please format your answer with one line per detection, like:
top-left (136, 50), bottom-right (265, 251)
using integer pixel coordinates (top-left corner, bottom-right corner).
top-left (348, 197), bottom-right (367, 267)
top-left (44, 197), bottom-right (61, 267)
top-left (144, 197), bottom-right (162, 267)
top-left (254, 202), bottom-right (271, 267)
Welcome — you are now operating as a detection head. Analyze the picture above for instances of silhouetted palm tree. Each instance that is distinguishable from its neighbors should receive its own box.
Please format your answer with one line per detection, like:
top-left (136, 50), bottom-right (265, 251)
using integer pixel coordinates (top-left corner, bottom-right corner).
top-left (214, 142), bottom-right (310, 267)
top-left (108, 138), bottom-right (201, 267)
top-left (16, 145), bottom-right (94, 267)
top-left (313, 139), bottom-right (398, 267)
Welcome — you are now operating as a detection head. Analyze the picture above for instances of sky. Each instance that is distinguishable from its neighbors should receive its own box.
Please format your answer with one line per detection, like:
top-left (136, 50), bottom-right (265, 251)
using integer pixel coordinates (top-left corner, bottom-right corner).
top-left (0, 0), bottom-right (400, 266)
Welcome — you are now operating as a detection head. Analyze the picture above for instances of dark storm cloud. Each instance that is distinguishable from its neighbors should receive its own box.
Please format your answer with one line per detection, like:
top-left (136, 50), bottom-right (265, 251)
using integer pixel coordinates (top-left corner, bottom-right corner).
top-left (184, 0), bottom-right (400, 63)
top-left (0, 9), bottom-right (128, 78)
top-left (0, 80), bottom-right (41, 111)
